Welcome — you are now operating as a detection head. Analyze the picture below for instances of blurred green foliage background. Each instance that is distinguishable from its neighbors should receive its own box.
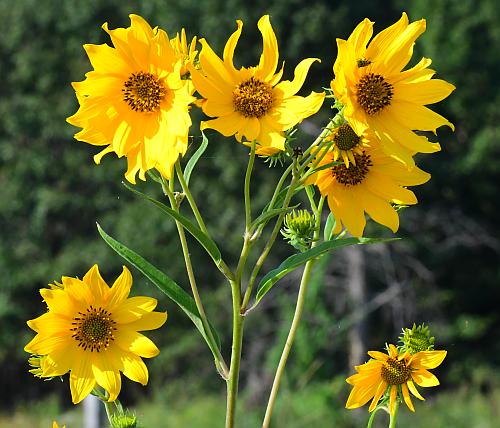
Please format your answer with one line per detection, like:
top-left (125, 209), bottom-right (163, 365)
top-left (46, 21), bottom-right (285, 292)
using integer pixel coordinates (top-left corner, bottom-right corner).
top-left (0, 0), bottom-right (499, 426)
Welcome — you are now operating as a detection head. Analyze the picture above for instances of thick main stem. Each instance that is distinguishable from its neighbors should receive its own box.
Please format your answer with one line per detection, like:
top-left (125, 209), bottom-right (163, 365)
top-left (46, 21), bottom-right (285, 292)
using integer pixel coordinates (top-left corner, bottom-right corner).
top-left (261, 257), bottom-right (317, 427)
top-left (261, 196), bottom-right (324, 427)
top-left (388, 401), bottom-right (399, 428)
top-left (225, 279), bottom-right (245, 428)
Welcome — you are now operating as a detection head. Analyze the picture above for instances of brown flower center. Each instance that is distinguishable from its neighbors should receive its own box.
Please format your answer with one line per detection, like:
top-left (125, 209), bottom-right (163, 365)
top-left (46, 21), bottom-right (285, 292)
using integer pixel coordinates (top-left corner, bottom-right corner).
top-left (233, 77), bottom-right (274, 118)
top-left (381, 357), bottom-right (411, 385)
top-left (71, 306), bottom-right (116, 352)
top-left (123, 71), bottom-right (166, 112)
top-left (356, 73), bottom-right (393, 115)
top-left (333, 124), bottom-right (361, 151)
top-left (331, 151), bottom-right (372, 185)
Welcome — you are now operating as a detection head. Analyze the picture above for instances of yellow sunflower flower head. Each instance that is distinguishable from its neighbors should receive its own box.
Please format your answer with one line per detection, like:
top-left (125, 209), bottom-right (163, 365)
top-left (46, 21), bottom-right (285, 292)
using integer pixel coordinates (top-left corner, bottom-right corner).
top-left (53, 422), bottom-right (66, 428)
top-left (190, 15), bottom-right (325, 153)
top-left (306, 127), bottom-right (430, 237)
top-left (67, 14), bottom-right (196, 183)
top-left (346, 344), bottom-right (447, 415)
top-left (25, 265), bottom-right (167, 404)
top-left (331, 13), bottom-right (455, 167)
top-left (171, 28), bottom-right (198, 77)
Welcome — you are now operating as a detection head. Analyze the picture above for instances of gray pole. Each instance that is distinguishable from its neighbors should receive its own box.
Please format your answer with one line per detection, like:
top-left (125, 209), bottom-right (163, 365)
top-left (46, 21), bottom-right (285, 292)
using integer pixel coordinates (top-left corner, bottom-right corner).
top-left (83, 395), bottom-right (100, 428)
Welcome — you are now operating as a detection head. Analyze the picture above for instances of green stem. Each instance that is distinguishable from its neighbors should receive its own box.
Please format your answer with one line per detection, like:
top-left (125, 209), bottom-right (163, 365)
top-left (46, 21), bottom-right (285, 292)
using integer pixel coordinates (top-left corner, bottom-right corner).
top-left (244, 141), bottom-right (256, 232)
top-left (240, 167), bottom-right (299, 312)
top-left (225, 279), bottom-right (245, 428)
top-left (367, 405), bottom-right (388, 428)
top-left (261, 197), bottom-right (324, 428)
top-left (175, 161), bottom-right (234, 280)
top-left (175, 161), bottom-right (209, 235)
top-left (162, 178), bottom-right (229, 378)
top-left (389, 400), bottom-right (399, 428)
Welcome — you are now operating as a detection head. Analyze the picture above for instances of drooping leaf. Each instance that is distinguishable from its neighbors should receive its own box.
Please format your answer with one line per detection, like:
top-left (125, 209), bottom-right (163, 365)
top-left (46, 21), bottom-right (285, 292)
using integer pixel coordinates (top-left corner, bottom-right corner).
top-left (184, 132), bottom-right (209, 186)
top-left (97, 223), bottom-right (222, 359)
top-left (122, 182), bottom-right (222, 266)
top-left (255, 237), bottom-right (397, 303)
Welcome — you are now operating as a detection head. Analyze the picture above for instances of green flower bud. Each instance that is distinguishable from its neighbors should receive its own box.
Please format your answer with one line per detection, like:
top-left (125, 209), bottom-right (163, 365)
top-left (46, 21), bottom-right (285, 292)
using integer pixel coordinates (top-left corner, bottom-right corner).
top-left (110, 413), bottom-right (137, 428)
top-left (399, 323), bottom-right (435, 354)
top-left (281, 209), bottom-right (316, 252)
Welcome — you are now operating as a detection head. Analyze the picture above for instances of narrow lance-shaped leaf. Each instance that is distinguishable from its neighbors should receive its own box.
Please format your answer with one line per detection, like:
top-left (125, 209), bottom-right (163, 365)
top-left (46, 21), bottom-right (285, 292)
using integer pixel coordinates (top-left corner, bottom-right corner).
top-left (324, 213), bottom-right (336, 241)
top-left (122, 182), bottom-right (222, 266)
top-left (255, 237), bottom-right (397, 304)
top-left (96, 223), bottom-right (222, 360)
top-left (184, 132), bottom-right (209, 186)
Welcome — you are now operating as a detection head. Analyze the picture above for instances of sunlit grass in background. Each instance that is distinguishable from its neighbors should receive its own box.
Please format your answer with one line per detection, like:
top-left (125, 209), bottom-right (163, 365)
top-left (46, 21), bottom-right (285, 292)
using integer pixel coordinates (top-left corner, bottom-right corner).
top-left (2, 382), bottom-right (498, 428)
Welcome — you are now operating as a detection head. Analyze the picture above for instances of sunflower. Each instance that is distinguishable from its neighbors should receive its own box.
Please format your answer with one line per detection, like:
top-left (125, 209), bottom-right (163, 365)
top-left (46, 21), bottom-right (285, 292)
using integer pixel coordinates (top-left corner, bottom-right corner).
top-left (324, 120), bottom-right (370, 167)
top-left (67, 14), bottom-right (195, 183)
top-left (346, 344), bottom-right (447, 414)
top-left (171, 28), bottom-right (198, 77)
top-left (331, 13), bottom-right (455, 167)
top-left (25, 265), bottom-right (167, 404)
top-left (190, 15), bottom-right (325, 152)
top-left (306, 126), bottom-right (430, 237)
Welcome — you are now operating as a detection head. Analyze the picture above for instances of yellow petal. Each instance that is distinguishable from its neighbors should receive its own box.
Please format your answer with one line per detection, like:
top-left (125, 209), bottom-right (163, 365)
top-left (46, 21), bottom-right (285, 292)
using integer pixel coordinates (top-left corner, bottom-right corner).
top-left (407, 379), bottom-right (425, 400)
top-left (328, 186), bottom-right (366, 237)
top-left (368, 381), bottom-right (388, 412)
top-left (389, 101), bottom-right (454, 132)
top-left (345, 381), bottom-right (380, 409)
top-left (364, 172), bottom-right (417, 205)
top-left (115, 330), bottom-right (160, 358)
top-left (201, 112), bottom-right (246, 137)
top-left (411, 369), bottom-right (440, 387)
top-left (92, 352), bottom-right (122, 401)
top-left (255, 15), bottom-right (279, 81)
top-left (402, 383), bottom-right (415, 412)
top-left (121, 351), bottom-right (149, 385)
top-left (83, 264), bottom-right (109, 307)
top-left (24, 334), bottom-right (68, 355)
top-left (41, 347), bottom-right (74, 377)
top-left (411, 350), bottom-right (447, 370)
top-left (394, 79), bottom-right (456, 105)
top-left (366, 13), bottom-right (409, 60)
top-left (367, 350), bottom-right (389, 361)
top-left (113, 296), bottom-right (158, 324)
top-left (389, 385), bottom-right (398, 415)
top-left (198, 38), bottom-right (235, 88)
top-left (274, 58), bottom-right (321, 98)
top-left (223, 20), bottom-right (243, 77)
top-left (126, 311), bottom-right (167, 332)
top-left (70, 356), bottom-right (96, 404)
top-left (107, 266), bottom-right (133, 310)
top-left (359, 188), bottom-right (399, 233)
top-left (347, 18), bottom-right (374, 58)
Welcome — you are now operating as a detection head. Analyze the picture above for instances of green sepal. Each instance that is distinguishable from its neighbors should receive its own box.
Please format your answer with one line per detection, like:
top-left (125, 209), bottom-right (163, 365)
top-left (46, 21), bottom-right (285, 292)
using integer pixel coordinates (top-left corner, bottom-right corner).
top-left (323, 213), bottom-right (337, 241)
top-left (122, 182), bottom-right (222, 266)
top-left (96, 223), bottom-right (222, 360)
top-left (255, 237), bottom-right (397, 304)
top-left (184, 132), bottom-right (209, 186)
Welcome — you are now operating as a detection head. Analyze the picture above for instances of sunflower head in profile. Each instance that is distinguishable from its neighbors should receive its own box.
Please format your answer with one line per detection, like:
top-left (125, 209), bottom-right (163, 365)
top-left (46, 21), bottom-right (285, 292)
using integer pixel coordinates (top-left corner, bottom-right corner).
top-left (190, 15), bottom-right (325, 153)
top-left (306, 127), bottom-right (430, 237)
top-left (346, 344), bottom-right (447, 414)
top-left (67, 14), bottom-right (195, 183)
top-left (171, 28), bottom-right (198, 77)
top-left (324, 120), bottom-right (371, 167)
top-left (331, 13), bottom-right (455, 167)
top-left (25, 265), bottom-right (167, 404)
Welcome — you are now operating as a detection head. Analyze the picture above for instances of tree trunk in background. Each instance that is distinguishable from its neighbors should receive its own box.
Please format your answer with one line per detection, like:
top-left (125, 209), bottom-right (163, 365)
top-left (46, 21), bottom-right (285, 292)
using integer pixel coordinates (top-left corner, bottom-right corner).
top-left (346, 245), bottom-right (367, 367)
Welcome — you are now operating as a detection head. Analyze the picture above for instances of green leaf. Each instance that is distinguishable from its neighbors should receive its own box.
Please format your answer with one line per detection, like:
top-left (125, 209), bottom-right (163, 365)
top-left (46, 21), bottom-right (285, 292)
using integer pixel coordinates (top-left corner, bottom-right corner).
top-left (146, 169), bottom-right (163, 184)
top-left (97, 223), bottom-right (222, 359)
top-left (184, 132), bottom-right (209, 186)
top-left (255, 237), bottom-right (397, 303)
top-left (324, 213), bottom-right (337, 241)
top-left (122, 182), bottom-right (222, 266)
top-left (250, 204), bottom-right (300, 231)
